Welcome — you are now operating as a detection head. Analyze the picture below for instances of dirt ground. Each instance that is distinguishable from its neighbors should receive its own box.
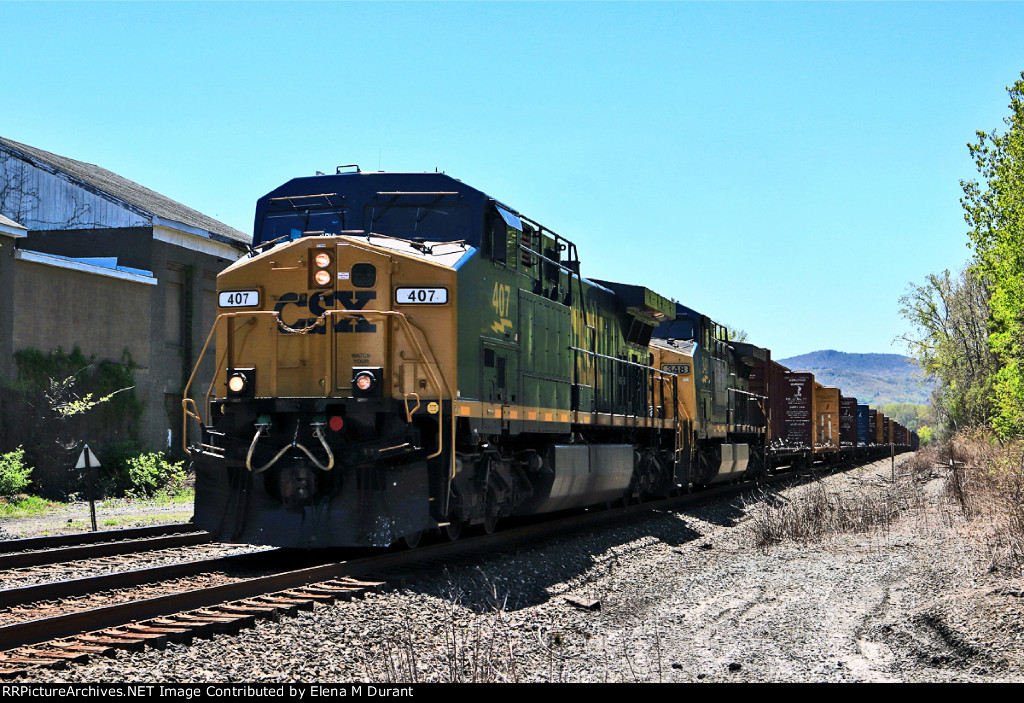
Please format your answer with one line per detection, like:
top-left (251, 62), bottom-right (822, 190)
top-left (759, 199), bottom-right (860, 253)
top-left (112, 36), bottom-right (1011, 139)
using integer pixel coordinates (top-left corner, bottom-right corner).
top-left (5, 455), bottom-right (1024, 682)
top-left (0, 498), bottom-right (192, 540)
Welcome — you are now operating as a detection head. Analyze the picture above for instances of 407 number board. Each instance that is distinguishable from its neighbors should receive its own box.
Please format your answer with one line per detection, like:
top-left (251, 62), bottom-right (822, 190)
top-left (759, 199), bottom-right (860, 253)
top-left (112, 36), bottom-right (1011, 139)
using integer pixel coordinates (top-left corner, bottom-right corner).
top-left (395, 287), bottom-right (448, 304)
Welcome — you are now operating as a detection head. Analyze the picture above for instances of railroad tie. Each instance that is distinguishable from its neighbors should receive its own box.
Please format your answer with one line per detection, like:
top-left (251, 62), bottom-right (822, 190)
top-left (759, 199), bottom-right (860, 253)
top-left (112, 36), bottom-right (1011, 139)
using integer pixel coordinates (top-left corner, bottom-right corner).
top-left (153, 615), bottom-right (235, 637)
top-left (76, 633), bottom-right (148, 652)
top-left (255, 596), bottom-right (314, 614)
top-left (244, 598), bottom-right (302, 616)
top-left (48, 641), bottom-right (117, 657)
top-left (97, 628), bottom-right (169, 649)
top-left (127, 623), bottom-right (193, 645)
top-left (17, 647), bottom-right (90, 663)
top-left (333, 578), bottom-right (386, 592)
top-left (191, 609), bottom-right (256, 632)
top-left (214, 603), bottom-right (281, 621)
top-left (303, 583), bottom-right (377, 600)
top-left (279, 589), bottom-right (337, 603)
top-left (0, 654), bottom-right (68, 668)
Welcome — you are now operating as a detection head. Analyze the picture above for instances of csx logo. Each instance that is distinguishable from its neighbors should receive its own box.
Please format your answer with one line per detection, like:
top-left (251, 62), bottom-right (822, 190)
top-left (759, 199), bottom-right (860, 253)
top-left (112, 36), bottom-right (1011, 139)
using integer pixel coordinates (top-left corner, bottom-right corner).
top-left (274, 291), bottom-right (377, 333)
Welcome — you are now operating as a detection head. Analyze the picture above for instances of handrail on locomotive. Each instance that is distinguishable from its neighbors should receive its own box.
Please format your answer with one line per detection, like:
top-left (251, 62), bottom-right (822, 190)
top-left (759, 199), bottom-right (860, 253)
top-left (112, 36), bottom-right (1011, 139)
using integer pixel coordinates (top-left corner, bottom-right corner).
top-left (182, 307), bottom-right (457, 482)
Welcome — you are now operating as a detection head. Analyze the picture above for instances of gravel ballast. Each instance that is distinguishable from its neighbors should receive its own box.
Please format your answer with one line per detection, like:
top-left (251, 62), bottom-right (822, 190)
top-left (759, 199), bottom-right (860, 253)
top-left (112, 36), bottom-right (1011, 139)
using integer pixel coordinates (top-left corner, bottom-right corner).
top-left (6, 455), bottom-right (1023, 682)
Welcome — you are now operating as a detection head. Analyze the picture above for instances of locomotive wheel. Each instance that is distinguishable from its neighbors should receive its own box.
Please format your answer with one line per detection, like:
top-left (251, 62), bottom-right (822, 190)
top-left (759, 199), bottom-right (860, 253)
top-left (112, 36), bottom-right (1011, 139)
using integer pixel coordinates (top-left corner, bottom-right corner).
top-left (402, 530), bottom-right (424, 549)
top-left (620, 492), bottom-right (633, 507)
top-left (443, 516), bottom-right (462, 542)
top-left (483, 513), bottom-right (499, 535)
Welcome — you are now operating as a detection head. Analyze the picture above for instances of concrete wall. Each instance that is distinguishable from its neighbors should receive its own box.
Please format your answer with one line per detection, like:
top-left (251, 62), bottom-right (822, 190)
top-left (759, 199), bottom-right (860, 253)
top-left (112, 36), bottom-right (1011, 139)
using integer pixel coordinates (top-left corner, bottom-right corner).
top-left (149, 238), bottom-right (235, 454)
top-left (0, 231), bottom-right (21, 380)
top-left (12, 256), bottom-right (155, 365)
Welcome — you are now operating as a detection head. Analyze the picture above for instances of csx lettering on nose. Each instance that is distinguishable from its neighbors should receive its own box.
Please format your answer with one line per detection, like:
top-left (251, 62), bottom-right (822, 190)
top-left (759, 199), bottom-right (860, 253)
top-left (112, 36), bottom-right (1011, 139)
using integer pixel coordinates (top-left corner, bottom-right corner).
top-left (274, 291), bottom-right (377, 333)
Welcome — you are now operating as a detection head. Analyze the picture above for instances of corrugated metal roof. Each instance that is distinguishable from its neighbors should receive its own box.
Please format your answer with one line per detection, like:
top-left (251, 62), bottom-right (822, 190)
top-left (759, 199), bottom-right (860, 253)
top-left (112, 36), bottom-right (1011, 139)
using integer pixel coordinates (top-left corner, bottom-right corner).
top-left (0, 136), bottom-right (250, 246)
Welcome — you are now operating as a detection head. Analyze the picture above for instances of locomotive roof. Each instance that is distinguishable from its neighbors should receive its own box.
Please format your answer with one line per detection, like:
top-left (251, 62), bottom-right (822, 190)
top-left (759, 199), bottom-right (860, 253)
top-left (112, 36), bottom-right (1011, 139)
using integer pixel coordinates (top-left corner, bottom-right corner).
top-left (589, 279), bottom-right (675, 321)
top-left (671, 301), bottom-right (705, 321)
top-left (260, 170), bottom-right (497, 202)
top-left (254, 171), bottom-right (519, 247)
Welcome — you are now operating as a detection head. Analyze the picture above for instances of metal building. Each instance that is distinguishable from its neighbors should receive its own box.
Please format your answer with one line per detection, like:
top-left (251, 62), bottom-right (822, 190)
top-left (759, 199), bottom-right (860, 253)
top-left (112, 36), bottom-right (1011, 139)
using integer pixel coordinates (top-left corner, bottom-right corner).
top-left (0, 136), bottom-right (250, 488)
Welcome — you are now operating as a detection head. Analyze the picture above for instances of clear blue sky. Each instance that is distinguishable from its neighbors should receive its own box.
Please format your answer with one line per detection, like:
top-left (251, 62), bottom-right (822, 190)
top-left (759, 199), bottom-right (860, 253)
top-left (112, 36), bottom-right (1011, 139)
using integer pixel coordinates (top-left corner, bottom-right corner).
top-left (3, 1), bottom-right (1023, 359)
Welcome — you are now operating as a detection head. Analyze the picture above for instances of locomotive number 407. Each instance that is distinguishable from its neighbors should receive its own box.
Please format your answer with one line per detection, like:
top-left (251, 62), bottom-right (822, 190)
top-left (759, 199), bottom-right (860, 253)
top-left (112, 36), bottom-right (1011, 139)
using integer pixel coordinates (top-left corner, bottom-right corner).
top-left (396, 287), bottom-right (448, 304)
top-left (219, 290), bottom-right (260, 307)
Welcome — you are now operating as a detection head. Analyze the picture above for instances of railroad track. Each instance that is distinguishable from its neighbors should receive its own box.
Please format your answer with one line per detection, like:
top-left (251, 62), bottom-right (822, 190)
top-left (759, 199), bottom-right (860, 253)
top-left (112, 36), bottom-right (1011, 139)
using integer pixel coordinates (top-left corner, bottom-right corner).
top-left (0, 524), bottom-right (210, 570)
top-left (0, 462), bottom-right (855, 679)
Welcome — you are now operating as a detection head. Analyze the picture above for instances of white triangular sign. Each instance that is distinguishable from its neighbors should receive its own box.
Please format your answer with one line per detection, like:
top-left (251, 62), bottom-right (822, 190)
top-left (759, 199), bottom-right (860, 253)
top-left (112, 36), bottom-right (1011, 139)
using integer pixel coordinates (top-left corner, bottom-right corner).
top-left (76, 446), bottom-right (101, 469)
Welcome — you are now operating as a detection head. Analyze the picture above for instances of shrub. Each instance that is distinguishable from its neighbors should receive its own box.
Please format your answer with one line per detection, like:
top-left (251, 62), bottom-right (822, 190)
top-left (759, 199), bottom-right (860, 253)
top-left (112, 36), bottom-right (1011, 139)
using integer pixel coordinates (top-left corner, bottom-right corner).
top-left (7, 347), bottom-right (142, 496)
top-left (96, 440), bottom-right (144, 496)
top-left (944, 429), bottom-right (1024, 572)
top-left (0, 446), bottom-right (32, 496)
top-left (126, 452), bottom-right (186, 498)
top-left (744, 478), bottom-right (908, 548)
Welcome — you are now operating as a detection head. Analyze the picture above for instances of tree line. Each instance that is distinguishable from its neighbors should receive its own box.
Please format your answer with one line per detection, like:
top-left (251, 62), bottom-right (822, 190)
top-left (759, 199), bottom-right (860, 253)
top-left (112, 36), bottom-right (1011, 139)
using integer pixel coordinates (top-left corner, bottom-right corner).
top-left (900, 72), bottom-right (1024, 440)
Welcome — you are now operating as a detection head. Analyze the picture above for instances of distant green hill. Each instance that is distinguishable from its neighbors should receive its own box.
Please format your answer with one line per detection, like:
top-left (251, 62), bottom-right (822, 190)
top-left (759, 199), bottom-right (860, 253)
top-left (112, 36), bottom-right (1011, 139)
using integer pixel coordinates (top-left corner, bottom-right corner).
top-left (776, 350), bottom-right (934, 406)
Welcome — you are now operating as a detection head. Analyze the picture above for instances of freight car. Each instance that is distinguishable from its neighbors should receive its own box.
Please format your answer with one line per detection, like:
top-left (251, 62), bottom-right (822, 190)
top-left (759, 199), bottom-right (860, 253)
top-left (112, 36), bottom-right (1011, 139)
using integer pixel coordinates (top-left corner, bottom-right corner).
top-left (184, 169), bottom-right (914, 549)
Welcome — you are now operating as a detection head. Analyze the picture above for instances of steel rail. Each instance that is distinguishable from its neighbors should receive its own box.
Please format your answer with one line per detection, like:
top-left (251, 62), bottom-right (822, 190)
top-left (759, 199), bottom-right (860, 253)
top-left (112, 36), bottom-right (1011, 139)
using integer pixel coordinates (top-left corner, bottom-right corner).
top-left (0, 531), bottom-right (211, 571)
top-left (0, 550), bottom-right (410, 652)
top-left (0, 523), bottom-right (198, 554)
top-left (0, 551), bottom-right (274, 610)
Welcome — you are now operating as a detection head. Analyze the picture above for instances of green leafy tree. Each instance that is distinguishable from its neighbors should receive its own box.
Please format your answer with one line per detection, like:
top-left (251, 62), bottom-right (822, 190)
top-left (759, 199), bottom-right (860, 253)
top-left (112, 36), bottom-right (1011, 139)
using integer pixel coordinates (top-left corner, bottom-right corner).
top-left (880, 403), bottom-right (932, 432)
top-left (899, 267), bottom-right (995, 436)
top-left (917, 426), bottom-right (934, 446)
top-left (725, 326), bottom-right (748, 343)
top-left (961, 73), bottom-right (1024, 437)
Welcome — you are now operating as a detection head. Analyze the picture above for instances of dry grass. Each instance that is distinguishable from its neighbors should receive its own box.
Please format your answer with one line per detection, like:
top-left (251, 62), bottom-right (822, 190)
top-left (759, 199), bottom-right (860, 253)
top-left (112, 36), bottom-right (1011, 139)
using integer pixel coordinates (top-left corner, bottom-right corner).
top-left (944, 429), bottom-right (1024, 574)
top-left (902, 448), bottom-right (942, 476)
top-left (744, 470), bottom-right (921, 548)
top-left (357, 575), bottom-right (522, 683)
top-left (745, 437), bottom-right (1024, 574)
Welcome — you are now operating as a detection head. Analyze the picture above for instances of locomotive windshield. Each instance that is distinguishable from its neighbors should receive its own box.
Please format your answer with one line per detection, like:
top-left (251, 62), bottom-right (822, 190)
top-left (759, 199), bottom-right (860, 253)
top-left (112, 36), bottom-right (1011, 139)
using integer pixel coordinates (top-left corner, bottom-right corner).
top-left (365, 204), bottom-right (471, 242)
top-left (658, 318), bottom-right (696, 340)
top-left (262, 209), bottom-right (350, 242)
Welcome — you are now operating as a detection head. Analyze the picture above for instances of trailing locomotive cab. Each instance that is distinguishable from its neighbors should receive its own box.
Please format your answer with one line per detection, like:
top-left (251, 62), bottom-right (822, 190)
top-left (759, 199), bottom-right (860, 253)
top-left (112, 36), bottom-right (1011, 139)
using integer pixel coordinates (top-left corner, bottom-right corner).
top-left (651, 304), bottom-right (768, 485)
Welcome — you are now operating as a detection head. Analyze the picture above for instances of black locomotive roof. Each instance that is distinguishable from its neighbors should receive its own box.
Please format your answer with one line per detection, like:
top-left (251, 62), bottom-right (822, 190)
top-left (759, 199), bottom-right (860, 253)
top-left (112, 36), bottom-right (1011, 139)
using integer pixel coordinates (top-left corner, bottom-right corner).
top-left (253, 171), bottom-right (516, 248)
top-left (652, 301), bottom-right (704, 342)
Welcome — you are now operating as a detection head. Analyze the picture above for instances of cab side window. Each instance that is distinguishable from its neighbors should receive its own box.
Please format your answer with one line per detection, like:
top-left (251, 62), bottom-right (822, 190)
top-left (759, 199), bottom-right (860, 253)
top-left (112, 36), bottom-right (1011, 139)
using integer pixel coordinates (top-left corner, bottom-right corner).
top-left (488, 214), bottom-right (507, 264)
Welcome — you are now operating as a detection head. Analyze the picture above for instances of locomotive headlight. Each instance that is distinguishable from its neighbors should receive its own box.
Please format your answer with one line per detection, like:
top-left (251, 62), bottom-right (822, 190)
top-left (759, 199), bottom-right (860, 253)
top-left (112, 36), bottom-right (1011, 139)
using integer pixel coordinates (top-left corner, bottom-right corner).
top-left (352, 367), bottom-right (384, 398)
top-left (308, 246), bottom-right (336, 288)
top-left (228, 374), bottom-right (247, 393)
top-left (354, 372), bottom-right (375, 392)
top-left (226, 369), bottom-right (255, 398)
